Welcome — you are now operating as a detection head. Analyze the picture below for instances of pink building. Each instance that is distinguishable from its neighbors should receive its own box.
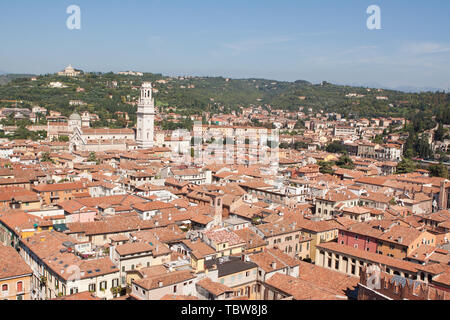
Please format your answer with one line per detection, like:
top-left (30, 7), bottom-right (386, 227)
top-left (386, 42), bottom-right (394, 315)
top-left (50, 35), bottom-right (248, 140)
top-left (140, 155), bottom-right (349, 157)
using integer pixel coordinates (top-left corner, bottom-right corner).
top-left (337, 223), bottom-right (381, 253)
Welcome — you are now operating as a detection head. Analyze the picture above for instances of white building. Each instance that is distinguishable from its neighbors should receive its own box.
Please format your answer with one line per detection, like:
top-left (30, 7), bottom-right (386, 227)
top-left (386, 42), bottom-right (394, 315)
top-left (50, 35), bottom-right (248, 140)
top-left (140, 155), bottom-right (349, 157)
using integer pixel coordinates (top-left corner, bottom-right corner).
top-left (136, 82), bottom-right (155, 149)
top-left (48, 82), bottom-right (67, 88)
top-left (117, 71), bottom-right (143, 76)
top-left (57, 65), bottom-right (82, 77)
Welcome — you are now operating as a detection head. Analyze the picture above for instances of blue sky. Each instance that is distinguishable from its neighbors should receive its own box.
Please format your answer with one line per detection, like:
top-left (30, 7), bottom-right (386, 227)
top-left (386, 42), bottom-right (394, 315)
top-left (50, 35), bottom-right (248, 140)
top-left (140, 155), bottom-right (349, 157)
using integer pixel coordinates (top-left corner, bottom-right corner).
top-left (0, 0), bottom-right (449, 90)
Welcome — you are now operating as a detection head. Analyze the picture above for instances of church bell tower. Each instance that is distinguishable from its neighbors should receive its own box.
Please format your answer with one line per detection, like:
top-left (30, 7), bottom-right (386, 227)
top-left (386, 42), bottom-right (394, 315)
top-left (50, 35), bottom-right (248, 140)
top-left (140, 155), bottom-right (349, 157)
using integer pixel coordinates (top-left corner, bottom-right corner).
top-left (136, 82), bottom-right (155, 148)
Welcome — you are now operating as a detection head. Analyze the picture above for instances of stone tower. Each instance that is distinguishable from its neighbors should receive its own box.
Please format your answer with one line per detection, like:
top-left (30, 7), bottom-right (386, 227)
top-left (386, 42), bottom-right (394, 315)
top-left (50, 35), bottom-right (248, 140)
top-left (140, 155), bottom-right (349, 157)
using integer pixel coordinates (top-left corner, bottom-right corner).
top-left (68, 113), bottom-right (82, 134)
top-left (209, 192), bottom-right (223, 226)
top-left (136, 82), bottom-right (155, 148)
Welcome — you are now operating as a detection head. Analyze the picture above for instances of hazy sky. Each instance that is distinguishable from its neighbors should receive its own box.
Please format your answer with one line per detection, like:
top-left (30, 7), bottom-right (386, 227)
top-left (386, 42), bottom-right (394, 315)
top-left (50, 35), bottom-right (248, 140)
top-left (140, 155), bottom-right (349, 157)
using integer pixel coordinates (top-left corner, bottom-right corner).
top-left (0, 0), bottom-right (449, 90)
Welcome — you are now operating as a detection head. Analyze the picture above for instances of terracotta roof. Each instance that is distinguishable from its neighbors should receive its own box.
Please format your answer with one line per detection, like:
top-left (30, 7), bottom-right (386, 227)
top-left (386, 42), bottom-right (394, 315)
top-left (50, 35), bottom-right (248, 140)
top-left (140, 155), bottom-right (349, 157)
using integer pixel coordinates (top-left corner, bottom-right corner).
top-left (132, 201), bottom-right (175, 212)
top-left (317, 189), bottom-right (359, 202)
top-left (0, 210), bottom-right (47, 234)
top-left (265, 273), bottom-right (349, 300)
top-left (249, 248), bottom-right (299, 273)
top-left (0, 187), bottom-right (39, 203)
top-left (355, 176), bottom-right (390, 186)
top-left (134, 265), bottom-right (167, 278)
top-left (82, 128), bottom-right (134, 134)
top-left (33, 182), bottom-right (86, 192)
top-left (133, 270), bottom-right (195, 290)
top-left (232, 228), bottom-right (266, 250)
top-left (297, 261), bottom-right (359, 297)
top-left (0, 245), bottom-right (32, 279)
top-left (23, 231), bottom-right (119, 281)
top-left (231, 204), bottom-right (263, 219)
top-left (238, 180), bottom-right (272, 189)
top-left (67, 214), bottom-right (155, 236)
top-left (172, 168), bottom-right (201, 176)
top-left (115, 242), bottom-right (154, 256)
top-left (150, 225), bottom-right (186, 243)
top-left (378, 225), bottom-right (431, 246)
top-left (203, 228), bottom-right (245, 246)
top-left (74, 194), bottom-right (146, 209)
top-left (317, 242), bottom-right (420, 273)
top-left (196, 277), bottom-right (234, 296)
top-left (341, 206), bottom-right (372, 215)
top-left (181, 239), bottom-right (216, 259)
top-left (283, 213), bottom-right (341, 233)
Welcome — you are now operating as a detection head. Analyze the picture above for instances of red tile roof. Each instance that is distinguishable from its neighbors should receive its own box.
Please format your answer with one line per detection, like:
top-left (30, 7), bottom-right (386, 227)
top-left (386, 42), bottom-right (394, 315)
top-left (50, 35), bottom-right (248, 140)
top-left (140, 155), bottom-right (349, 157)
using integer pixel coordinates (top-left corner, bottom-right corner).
top-left (0, 244), bottom-right (32, 279)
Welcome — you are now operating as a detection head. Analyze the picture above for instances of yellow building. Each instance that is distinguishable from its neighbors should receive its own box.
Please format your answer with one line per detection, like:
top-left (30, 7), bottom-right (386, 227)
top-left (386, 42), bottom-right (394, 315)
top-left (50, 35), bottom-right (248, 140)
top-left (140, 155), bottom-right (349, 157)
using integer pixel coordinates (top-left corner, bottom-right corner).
top-left (181, 240), bottom-right (217, 273)
top-left (32, 182), bottom-right (89, 205)
top-left (217, 256), bottom-right (259, 300)
top-left (284, 216), bottom-right (340, 262)
top-left (232, 228), bottom-right (266, 254)
top-left (0, 210), bottom-right (53, 248)
top-left (0, 187), bottom-right (41, 210)
top-left (202, 228), bottom-right (246, 258)
top-left (0, 245), bottom-right (33, 300)
top-left (126, 265), bottom-right (167, 287)
top-left (376, 226), bottom-right (436, 259)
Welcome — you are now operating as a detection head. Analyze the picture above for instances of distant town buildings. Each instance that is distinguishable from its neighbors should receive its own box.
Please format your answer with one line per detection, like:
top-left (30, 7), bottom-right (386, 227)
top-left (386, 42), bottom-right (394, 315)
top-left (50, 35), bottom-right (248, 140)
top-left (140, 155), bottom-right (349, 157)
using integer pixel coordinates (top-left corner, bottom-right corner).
top-left (117, 71), bottom-right (144, 76)
top-left (0, 71), bottom-right (448, 301)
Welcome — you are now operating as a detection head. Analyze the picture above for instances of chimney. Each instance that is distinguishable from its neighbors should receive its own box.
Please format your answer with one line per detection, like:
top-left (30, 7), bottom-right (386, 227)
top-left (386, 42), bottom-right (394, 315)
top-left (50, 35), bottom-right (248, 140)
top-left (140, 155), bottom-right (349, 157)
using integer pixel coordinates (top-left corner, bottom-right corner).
top-left (158, 281), bottom-right (163, 287)
top-left (271, 261), bottom-right (277, 269)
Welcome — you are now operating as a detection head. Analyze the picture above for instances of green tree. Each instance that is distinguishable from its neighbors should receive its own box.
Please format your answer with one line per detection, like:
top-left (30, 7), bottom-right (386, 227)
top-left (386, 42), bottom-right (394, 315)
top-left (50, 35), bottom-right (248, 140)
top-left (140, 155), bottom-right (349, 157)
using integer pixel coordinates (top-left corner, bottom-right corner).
top-left (318, 161), bottom-right (335, 175)
top-left (372, 134), bottom-right (384, 144)
top-left (434, 123), bottom-right (446, 142)
top-left (326, 141), bottom-right (346, 154)
top-left (415, 134), bottom-right (433, 159)
top-left (41, 152), bottom-right (54, 163)
top-left (396, 158), bottom-right (417, 174)
top-left (294, 119), bottom-right (305, 129)
top-left (293, 141), bottom-right (308, 150)
top-left (336, 154), bottom-right (355, 169)
top-left (428, 163), bottom-right (448, 178)
top-left (13, 126), bottom-right (32, 140)
top-left (88, 152), bottom-right (99, 164)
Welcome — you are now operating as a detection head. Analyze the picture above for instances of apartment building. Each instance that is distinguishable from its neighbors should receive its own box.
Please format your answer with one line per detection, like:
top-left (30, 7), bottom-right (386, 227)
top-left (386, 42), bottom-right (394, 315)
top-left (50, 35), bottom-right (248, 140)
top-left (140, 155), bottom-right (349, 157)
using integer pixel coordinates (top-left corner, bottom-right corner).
top-left (0, 245), bottom-right (33, 300)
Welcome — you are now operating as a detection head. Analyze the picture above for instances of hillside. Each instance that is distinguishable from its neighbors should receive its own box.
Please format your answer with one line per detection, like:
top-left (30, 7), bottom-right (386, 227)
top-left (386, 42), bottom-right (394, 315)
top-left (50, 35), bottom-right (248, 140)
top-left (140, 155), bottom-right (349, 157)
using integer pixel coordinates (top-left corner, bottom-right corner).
top-left (0, 74), bottom-right (36, 86)
top-left (0, 72), bottom-right (449, 127)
